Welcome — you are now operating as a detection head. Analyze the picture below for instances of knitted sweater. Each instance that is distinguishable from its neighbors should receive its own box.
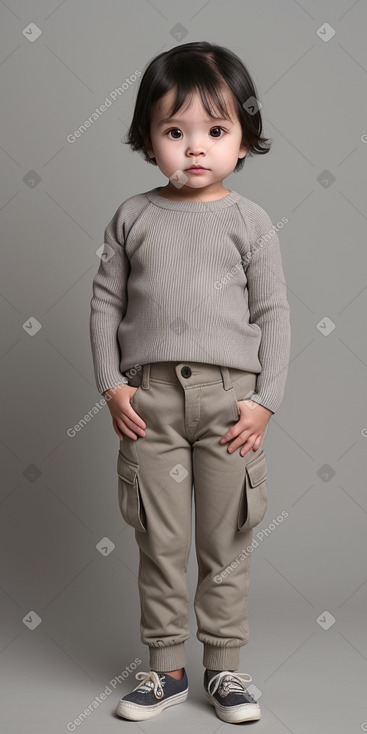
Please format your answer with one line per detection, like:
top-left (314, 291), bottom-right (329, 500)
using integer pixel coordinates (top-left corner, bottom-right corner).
top-left (89, 186), bottom-right (291, 413)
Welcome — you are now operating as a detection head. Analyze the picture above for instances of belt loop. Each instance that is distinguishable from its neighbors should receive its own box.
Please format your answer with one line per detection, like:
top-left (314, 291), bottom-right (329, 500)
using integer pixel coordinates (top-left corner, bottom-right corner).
top-left (141, 364), bottom-right (150, 390)
top-left (220, 366), bottom-right (232, 391)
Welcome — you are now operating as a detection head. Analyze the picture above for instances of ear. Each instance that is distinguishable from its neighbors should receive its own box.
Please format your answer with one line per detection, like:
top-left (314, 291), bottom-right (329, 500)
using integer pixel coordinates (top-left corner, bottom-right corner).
top-left (238, 143), bottom-right (248, 159)
top-left (144, 135), bottom-right (155, 159)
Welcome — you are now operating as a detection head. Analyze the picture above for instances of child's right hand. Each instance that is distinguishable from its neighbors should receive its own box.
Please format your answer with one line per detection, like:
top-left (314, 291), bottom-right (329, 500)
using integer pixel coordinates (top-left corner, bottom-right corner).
top-left (102, 385), bottom-right (147, 441)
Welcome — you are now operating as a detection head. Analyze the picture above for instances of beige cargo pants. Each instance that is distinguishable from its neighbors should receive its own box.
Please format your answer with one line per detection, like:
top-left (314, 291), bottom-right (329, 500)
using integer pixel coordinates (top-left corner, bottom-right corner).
top-left (117, 362), bottom-right (268, 672)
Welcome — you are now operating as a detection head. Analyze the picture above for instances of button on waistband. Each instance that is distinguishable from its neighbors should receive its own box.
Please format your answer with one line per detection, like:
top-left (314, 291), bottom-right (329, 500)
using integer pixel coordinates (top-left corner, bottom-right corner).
top-left (181, 366), bottom-right (192, 378)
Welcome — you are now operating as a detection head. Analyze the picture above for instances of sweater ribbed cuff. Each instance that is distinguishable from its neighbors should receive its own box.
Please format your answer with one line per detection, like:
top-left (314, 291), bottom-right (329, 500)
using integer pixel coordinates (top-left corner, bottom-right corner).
top-left (100, 376), bottom-right (129, 395)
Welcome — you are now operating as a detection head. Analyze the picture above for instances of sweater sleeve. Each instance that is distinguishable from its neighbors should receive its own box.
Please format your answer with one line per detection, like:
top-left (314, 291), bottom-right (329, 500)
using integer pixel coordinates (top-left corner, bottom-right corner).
top-left (89, 207), bottom-right (130, 395)
top-left (244, 208), bottom-right (291, 414)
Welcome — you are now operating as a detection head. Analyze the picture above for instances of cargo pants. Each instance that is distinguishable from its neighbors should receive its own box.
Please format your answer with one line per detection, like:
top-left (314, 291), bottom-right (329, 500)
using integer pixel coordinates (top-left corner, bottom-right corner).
top-left (116, 362), bottom-right (269, 672)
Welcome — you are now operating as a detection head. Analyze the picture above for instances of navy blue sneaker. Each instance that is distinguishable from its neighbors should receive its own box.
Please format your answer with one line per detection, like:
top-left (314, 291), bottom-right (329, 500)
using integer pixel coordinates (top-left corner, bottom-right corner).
top-left (204, 669), bottom-right (261, 723)
top-left (116, 669), bottom-right (189, 721)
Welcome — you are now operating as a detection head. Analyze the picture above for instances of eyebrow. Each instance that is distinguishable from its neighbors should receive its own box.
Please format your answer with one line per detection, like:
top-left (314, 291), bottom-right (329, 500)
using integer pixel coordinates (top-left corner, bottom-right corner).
top-left (157, 116), bottom-right (229, 127)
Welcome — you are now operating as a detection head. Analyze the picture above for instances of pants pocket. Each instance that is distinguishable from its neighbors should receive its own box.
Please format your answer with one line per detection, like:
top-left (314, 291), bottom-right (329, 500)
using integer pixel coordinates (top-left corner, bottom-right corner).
top-left (117, 450), bottom-right (147, 532)
top-left (237, 449), bottom-right (268, 532)
top-left (129, 384), bottom-right (141, 407)
top-left (227, 371), bottom-right (257, 422)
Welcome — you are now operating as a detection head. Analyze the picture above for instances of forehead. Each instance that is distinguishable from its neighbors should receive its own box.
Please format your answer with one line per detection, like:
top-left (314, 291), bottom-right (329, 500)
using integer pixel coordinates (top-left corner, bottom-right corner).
top-left (151, 86), bottom-right (237, 125)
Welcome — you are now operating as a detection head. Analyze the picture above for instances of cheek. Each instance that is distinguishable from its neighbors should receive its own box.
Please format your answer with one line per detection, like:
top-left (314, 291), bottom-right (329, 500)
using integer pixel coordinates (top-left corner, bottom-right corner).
top-left (152, 143), bottom-right (178, 174)
top-left (150, 132), bottom-right (166, 154)
top-left (160, 145), bottom-right (182, 168)
top-left (224, 135), bottom-right (243, 158)
top-left (154, 139), bottom-right (175, 159)
top-left (216, 138), bottom-right (238, 160)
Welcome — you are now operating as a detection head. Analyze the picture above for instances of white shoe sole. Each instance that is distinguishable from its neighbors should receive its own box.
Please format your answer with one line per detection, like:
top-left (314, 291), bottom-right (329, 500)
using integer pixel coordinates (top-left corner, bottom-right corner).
top-left (116, 688), bottom-right (189, 721)
top-left (205, 690), bottom-right (261, 723)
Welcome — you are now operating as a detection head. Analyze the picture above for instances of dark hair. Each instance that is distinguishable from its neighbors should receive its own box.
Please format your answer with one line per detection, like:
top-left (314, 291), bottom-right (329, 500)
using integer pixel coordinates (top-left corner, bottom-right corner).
top-left (124, 41), bottom-right (271, 172)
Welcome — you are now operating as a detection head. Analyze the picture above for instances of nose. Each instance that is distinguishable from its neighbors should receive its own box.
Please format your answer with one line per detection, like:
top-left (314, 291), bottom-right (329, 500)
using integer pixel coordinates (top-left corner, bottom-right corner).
top-left (188, 149), bottom-right (205, 159)
top-left (188, 147), bottom-right (205, 156)
top-left (186, 138), bottom-right (206, 158)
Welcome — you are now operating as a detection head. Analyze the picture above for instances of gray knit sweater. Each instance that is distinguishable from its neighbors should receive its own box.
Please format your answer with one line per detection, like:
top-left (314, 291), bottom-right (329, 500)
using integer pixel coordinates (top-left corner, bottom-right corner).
top-left (89, 186), bottom-right (291, 413)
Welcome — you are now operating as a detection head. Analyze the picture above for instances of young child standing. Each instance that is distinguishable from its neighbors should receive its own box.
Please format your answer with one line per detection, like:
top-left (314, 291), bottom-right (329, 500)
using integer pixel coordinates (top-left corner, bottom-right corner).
top-left (89, 41), bottom-right (291, 724)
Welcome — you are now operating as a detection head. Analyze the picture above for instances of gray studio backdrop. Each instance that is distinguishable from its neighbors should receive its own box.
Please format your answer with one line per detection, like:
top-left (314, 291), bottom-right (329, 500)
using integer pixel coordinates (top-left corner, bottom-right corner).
top-left (1, 1), bottom-right (366, 732)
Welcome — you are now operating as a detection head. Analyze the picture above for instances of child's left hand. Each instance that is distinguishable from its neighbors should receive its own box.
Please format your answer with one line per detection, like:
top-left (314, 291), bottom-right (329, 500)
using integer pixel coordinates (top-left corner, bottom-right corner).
top-left (219, 400), bottom-right (273, 456)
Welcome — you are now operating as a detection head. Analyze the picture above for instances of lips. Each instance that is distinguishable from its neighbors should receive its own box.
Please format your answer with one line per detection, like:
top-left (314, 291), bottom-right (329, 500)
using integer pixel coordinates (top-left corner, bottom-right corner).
top-left (186, 165), bottom-right (207, 170)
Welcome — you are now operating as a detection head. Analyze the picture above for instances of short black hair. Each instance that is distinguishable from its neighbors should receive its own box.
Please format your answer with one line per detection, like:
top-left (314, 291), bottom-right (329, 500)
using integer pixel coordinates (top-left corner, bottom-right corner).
top-left (124, 41), bottom-right (271, 172)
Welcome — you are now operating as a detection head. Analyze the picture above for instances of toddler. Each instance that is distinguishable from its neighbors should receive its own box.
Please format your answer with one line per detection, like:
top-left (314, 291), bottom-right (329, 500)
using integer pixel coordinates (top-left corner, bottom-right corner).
top-left (89, 40), bottom-right (291, 724)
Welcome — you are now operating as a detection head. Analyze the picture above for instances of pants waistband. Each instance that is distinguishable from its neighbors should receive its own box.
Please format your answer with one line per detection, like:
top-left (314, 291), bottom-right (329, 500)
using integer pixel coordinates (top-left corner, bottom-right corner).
top-left (126, 362), bottom-right (256, 391)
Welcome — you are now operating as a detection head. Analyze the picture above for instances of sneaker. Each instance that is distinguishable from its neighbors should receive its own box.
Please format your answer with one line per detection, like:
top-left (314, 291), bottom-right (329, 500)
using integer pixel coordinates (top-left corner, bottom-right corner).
top-left (116, 669), bottom-right (189, 721)
top-left (203, 669), bottom-right (261, 723)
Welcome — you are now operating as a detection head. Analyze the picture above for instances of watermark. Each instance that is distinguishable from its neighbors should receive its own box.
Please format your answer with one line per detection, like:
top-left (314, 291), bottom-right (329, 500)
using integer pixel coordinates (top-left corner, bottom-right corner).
top-left (214, 217), bottom-right (288, 290)
top-left (67, 365), bottom-right (142, 437)
top-left (66, 657), bottom-right (142, 730)
top-left (66, 71), bottom-right (141, 143)
top-left (214, 511), bottom-right (288, 583)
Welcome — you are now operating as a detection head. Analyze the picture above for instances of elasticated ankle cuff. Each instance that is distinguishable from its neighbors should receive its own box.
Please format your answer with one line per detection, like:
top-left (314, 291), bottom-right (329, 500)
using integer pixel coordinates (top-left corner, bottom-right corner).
top-left (203, 644), bottom-right (240, 671)
top-left (149, 642), bottom-right (187, 671)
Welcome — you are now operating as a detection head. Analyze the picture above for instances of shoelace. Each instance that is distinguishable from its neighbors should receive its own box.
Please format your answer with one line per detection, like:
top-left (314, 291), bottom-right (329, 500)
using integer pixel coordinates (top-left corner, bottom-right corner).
top-left (208, 671), bottom-right (255, 700)
top-left (133, 671), bottom-right (166, 699)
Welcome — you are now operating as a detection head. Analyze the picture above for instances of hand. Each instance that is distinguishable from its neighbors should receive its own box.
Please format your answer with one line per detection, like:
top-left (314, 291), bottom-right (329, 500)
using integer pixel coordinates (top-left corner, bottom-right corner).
top-left (219, 399), bottom-right (273, 456)
top-left (102, 385), bottom-right (147, 441)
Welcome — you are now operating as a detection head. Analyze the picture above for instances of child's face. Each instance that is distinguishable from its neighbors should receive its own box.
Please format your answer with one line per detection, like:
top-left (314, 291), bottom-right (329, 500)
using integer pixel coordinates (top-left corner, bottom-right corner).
top-left (145, 87), bottom-right (247, 191)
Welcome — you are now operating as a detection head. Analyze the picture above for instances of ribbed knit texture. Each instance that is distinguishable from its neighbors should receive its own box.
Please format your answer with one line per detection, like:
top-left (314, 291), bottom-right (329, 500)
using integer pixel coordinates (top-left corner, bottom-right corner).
top-left (89, 186), bottom-right (291, 413)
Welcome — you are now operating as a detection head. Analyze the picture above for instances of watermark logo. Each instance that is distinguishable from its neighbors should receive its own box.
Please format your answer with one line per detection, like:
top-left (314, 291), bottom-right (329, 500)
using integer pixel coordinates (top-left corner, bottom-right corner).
top-left (66, 658), bottom-right (142, 730)
top-left (67, 72), bottom-right (141, 143)
top-left (67, 365), bottom-right (142, 438)
top-left (214, 217), bottom-right (288, 290)
top-left (214, 511), bottom-right (288, 583)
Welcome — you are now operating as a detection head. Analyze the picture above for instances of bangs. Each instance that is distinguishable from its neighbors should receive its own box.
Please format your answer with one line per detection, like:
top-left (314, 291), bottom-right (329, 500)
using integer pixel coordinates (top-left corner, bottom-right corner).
top-left (161, 70), bottom-right (235, 124)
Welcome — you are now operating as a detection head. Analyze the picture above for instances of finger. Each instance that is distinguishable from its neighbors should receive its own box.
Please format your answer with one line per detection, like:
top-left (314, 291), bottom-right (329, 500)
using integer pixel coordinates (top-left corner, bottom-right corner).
top-left (117, 420), bottom-right (142, 440)
top-left (253, 435), bottom-right (262, 451)
top-left (221, 424), bottom-right (250, 446)
top-left (113, 419), bottom-right (124, 440)
top-left (240, 441), bottom-right (256, 457)
top-left (124, 411), bottom-right (146, 435)
top-left (126, 404), bottom-right (146, 429)
top-left (117, 413), bottom-right (147, 440)
top-left (220, 416), bottom-right (253, 443)
top-left (220, 425), bottom-right (239, 444)
top-left (227, 432), bottom-right (254, 454)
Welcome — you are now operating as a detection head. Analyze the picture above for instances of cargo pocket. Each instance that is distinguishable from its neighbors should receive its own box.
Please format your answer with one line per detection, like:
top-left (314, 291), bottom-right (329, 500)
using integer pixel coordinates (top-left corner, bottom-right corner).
top-left (117, 450), bottom-right (147, 532)
top-left (237, 449), bottom-right (268, 532)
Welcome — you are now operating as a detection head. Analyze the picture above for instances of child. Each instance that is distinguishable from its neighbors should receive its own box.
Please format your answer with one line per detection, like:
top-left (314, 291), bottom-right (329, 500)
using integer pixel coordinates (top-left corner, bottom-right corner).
top-left (89, 41), bottom-right (291, 724)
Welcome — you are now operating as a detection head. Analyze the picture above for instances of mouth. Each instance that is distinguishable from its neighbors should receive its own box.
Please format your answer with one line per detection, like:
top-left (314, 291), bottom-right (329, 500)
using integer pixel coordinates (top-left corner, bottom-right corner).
top-left (185, 166), bottom-right (208, 172)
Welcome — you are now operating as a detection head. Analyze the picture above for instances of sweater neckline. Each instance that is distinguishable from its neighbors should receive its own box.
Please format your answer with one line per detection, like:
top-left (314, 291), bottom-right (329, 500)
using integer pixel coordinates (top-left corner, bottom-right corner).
top-left (145, 186), bottom-right (241, 211)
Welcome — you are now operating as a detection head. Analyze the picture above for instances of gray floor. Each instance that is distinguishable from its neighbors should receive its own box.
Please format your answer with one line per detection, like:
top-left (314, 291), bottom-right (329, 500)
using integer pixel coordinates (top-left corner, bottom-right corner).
top-left (1, 498), bottom-right (366, 733)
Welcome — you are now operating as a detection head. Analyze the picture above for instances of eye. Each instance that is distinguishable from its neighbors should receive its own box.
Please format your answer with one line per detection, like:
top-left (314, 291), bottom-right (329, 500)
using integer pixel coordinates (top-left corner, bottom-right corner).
top-left (210, 126), bottom-right (226, 138)
top-left (165, 128), bottom-right (182, 139)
